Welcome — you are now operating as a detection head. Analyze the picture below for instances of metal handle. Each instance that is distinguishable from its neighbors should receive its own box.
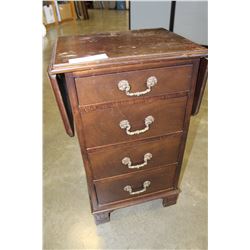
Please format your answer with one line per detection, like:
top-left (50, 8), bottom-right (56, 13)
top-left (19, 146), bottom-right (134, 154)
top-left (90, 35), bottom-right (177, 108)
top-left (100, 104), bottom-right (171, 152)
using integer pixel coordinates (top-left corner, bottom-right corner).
top-left (124, 181), bottom-right (151, 195)
top-left (119, 115), bottom-right (154, 135)
top-left (122, 153), bottom-right (152, 169)
top-left (118, 76), bottom-right (157, 96)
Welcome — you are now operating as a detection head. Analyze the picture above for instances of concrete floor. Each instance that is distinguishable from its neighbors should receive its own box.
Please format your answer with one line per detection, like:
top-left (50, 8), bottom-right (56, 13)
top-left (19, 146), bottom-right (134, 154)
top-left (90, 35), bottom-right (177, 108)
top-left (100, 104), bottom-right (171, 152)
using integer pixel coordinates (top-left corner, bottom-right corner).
top-left (43, 9), bottom-right (207, 250)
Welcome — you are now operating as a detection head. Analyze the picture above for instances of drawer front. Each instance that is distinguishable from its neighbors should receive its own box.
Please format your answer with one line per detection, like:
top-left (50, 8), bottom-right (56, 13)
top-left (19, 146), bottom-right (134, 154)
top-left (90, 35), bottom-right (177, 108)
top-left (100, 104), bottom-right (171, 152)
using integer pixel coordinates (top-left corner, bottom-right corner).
top-left (75, 65), bottom-right (193, 106)
top-left (95, 165), bottom-right (176, 205)
top-left (81, 96), bottom-right (187, 148)
top-left (89, 133), bottom-right (182, 180)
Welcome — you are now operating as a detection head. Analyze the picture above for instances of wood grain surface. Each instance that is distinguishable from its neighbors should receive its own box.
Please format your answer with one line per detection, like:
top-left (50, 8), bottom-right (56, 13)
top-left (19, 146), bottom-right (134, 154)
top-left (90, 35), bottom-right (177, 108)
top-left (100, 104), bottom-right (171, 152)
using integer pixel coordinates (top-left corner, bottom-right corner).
top-left (75, 64), bottom-right (193, 106)
top-left (81, 96), bottom-right (187, 148)
top-left (48, 28), bottom-right (208, 224)
top-left (88, 133), bottom-right (182, 180)
top-left (95, 164), bottom-right (177, 205)
top-left (49, 28), bottom-right (208, 74)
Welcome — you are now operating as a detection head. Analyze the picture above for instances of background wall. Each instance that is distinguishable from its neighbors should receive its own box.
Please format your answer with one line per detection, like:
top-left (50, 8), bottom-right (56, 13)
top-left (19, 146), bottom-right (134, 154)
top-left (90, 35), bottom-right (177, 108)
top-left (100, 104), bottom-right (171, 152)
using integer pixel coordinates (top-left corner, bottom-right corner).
top-left (174, 1), bottom-right (208, 45)
top-left (130, 1), bottom-right (171, 30)
top-left (130, 1), bottom-right (208, 45)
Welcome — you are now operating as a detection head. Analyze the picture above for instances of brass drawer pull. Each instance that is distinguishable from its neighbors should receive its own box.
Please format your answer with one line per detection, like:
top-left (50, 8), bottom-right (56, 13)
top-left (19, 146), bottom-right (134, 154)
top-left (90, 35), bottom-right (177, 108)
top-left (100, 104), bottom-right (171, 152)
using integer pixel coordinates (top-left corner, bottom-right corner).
top-left (118, 76), bottom-right (157, 96)
top-left (124, 181), bottom-right (151, 195)
top-left (122, 153), bottom-right (152, 169)
top-left (119, 116), bottom-right (154, 135)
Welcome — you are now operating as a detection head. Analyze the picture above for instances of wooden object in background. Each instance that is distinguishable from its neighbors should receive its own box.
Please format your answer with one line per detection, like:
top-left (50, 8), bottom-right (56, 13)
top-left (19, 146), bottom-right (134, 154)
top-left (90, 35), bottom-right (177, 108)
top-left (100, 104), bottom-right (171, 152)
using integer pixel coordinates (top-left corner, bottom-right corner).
top-left (43, 1), bottom-right (77, 27)
top-left (74, 1), bottom-right (89, 20)
top-left (57, 1), bottom-right (77, 22)
top-left (58, 2), bottom-right (72, 21)
top-left (48, 28), bottom-right (208, 224)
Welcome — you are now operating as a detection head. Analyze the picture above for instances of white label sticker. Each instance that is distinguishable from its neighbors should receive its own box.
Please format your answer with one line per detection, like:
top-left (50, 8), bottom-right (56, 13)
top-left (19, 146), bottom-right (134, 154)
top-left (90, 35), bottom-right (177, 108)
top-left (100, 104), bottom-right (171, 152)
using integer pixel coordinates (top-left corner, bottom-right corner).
top-left (68, 53), bottom-right (108, 64)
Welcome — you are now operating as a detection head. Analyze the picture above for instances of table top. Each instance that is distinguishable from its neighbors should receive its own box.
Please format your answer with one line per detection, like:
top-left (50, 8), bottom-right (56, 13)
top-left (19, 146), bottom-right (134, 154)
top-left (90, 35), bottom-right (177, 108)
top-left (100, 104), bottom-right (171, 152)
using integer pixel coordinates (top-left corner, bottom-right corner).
top-left (49, 28), bottom-right (208, 74)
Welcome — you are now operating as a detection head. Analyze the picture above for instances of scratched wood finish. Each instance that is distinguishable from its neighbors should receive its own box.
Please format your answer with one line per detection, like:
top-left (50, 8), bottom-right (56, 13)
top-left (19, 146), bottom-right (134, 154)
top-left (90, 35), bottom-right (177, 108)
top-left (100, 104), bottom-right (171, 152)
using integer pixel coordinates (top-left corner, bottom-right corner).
top-left (48, 28), bottom-right (208, 224)
top-left (95, 164), bottom-right (177, 205)
top-left (88, 133), bottom-right (182, 180)
top-left (75, 64), bottom-right (193, 106)
top-left (49, 28), bottom-right (208, 75)
top-left (81, 96), bottom-right (187, 148)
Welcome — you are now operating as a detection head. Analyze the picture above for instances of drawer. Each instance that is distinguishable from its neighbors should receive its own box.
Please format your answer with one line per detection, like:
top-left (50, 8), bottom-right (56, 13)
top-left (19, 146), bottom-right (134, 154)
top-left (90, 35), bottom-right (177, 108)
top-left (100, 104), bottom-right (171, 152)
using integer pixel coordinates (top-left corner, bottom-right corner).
top-left (75, 65), bottom-right (193, 106)
top-left (81, 96), bottom-right (187, 148)
top-left (95, 164), bottom-right (176, 205)
top-left (89, 133), bottom-right (182, 180)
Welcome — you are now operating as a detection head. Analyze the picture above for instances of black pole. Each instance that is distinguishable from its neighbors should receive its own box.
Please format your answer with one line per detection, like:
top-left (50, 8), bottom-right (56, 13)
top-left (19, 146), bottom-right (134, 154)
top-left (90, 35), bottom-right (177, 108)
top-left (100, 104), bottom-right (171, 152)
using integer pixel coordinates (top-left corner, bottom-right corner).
top-left (128, 0), bottom-right (131, 30)
top-left (169, 1), bottom-right (176, 32)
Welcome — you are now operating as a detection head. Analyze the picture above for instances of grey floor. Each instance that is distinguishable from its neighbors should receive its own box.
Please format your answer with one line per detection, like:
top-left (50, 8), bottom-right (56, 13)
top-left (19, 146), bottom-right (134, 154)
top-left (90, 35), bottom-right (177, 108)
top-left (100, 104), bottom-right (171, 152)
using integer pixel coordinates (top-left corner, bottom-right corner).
top-left (43, 9), bottom-right (207, 250)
